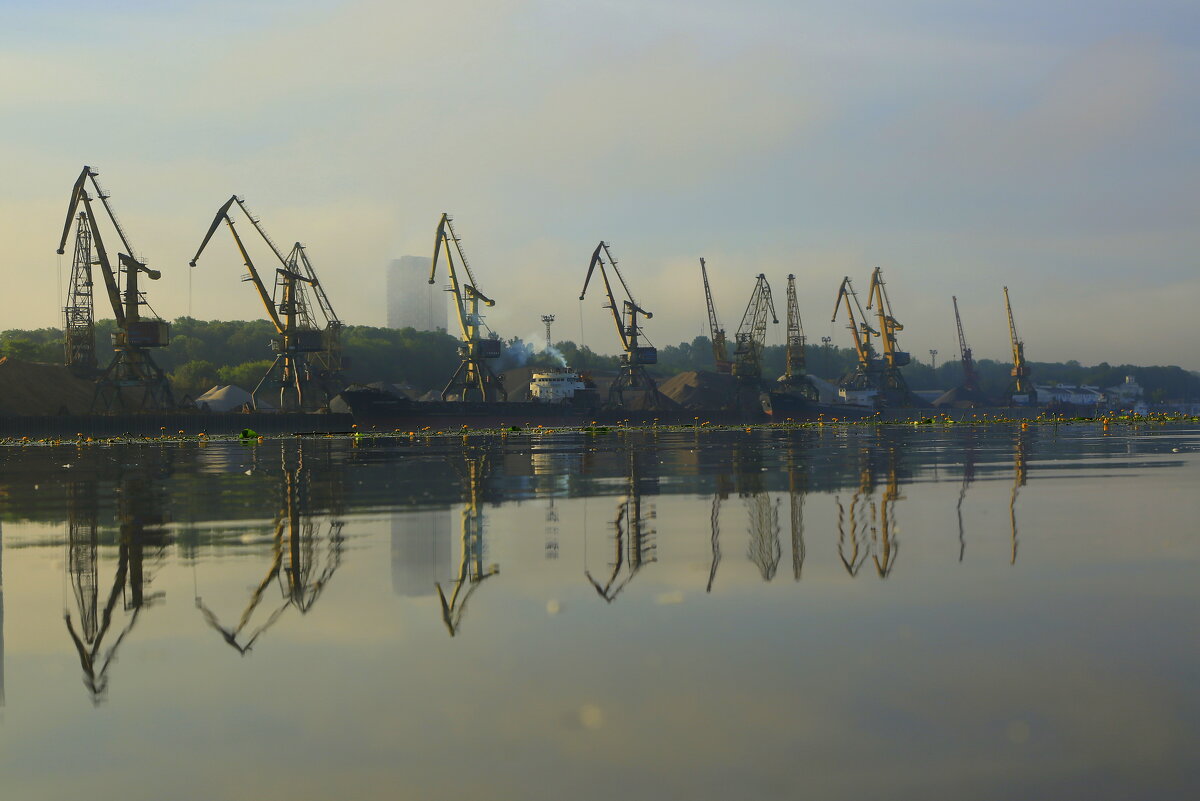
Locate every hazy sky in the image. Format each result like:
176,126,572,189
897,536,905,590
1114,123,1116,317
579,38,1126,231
1,0,1197,369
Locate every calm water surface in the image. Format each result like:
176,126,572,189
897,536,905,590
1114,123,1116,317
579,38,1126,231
0,424,1197,800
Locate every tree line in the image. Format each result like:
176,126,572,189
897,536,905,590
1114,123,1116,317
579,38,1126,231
2,319,1197,402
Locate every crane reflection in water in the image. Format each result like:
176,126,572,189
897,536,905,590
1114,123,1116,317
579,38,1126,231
835,445,901,578
436,449,499,636
194,442,345,654
63,459,170,704
586,445,657,602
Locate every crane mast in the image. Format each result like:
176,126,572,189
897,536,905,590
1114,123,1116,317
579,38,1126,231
1004,286,1035,404
429,214,506,402
784,274,805,379
580,241,663,409
191,196,337,411
733,274,778,384
952,295,979,392
286,243,345,391
64,212,97,374
699,258,731,373
56,166,173,411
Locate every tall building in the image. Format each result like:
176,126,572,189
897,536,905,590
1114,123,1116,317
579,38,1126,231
387,255,448,332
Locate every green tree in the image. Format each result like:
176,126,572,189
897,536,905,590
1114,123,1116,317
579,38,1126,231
170,359,220,398
217,360,274,390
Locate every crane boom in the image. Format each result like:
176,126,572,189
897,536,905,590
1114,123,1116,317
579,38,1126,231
191,196,285,332
699,258,730,373
57,167,141,262
78,192,126,328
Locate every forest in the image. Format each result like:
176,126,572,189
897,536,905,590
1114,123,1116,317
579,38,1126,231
2,318,1198,402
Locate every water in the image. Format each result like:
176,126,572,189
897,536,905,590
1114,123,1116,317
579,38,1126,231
0,424,1197,800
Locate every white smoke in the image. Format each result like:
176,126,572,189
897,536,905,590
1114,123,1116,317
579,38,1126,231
499,333,568,369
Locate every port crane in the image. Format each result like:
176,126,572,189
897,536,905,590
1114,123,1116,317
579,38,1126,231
1004,286,1035,404
778,274,818,400
429,214,506,402
57,166,174,411
191,196,344,411
952,296,979,393
831,276,879,400
580,241,663,409
699,258,731,373
865,267,913,404
733,274,778,386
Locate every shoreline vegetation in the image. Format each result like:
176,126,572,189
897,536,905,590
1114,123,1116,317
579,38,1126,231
2,318,1198,403
2,411,1196,448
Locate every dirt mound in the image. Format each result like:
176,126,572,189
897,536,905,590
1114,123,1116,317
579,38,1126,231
0,358,97,416
658,370,738,410
932,386,993,408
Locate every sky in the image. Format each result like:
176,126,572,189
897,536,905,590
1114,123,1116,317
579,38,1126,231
1,0,1197,369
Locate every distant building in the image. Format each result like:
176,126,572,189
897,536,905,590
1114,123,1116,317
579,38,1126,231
391,509,451,598
387,255,447,332
1103,376,1144,408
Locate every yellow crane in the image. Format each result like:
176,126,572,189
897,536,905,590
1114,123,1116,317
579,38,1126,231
429,213,506,402
865,266,913,404
831,276,879,401
1004,286,1035,404
191,196,336,411
699,258,731,373
56,166,174,411
580,241,663,409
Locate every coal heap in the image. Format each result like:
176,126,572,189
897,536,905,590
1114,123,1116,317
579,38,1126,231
0,358,97,416
932,386,993,408
657,370,738,410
